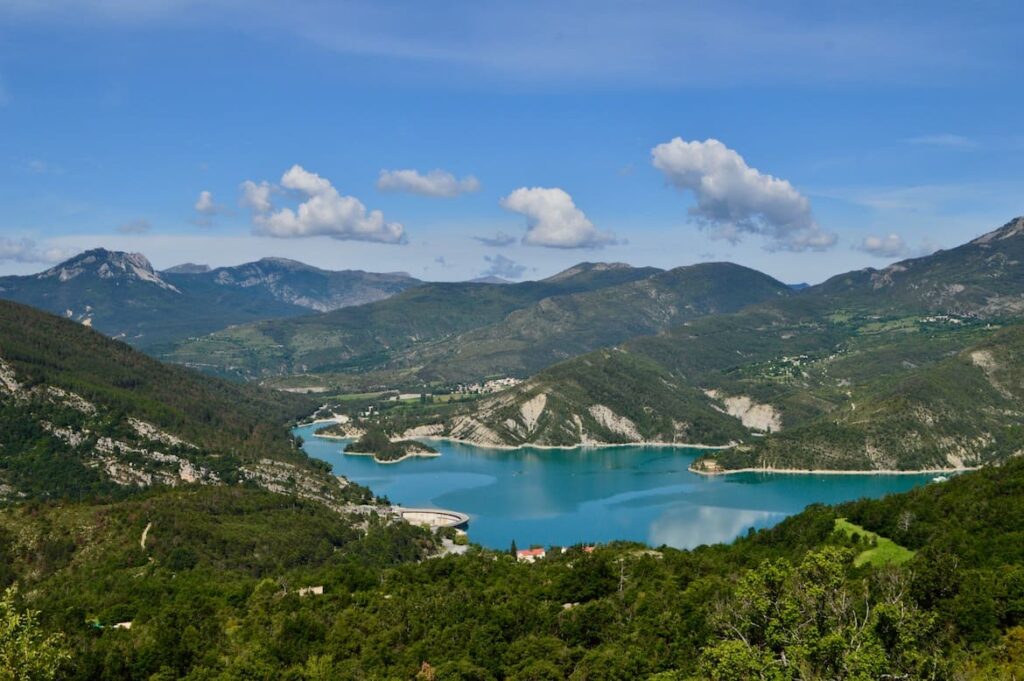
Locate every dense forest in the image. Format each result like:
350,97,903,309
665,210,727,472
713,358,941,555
3,457,1024,679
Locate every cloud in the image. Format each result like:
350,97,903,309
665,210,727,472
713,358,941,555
433,255,454,269
244,165,405,244
116,218,151,234
651,137,836,252
194,190,221,215
905,133,976,149
500,187,616,249
472,231,517,247
856,233,942,259
856,233,908,258
239,180,272,212
377,168,480,197
0,238,73,264
481,254,526,280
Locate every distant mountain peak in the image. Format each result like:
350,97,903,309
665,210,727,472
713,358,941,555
38,249,180,293
255,257,318,270
163,263,211,274
971,216,1024,245
543,262,635,282
469,275,514,284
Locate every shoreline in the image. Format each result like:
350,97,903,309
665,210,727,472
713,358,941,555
343,449,441,465
311,432,352,441
302,425,980,477
416,435,737,453
304,426,736,453
689,464,981,477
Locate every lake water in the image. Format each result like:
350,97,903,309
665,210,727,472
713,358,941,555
294,424,935,551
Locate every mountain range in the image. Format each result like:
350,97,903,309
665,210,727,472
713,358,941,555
411,217,1024,471
6,217,1024,474
4,222,1024,677
165,261,790,385
0,249,420,349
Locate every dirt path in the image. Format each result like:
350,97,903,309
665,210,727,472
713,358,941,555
140,522,152,550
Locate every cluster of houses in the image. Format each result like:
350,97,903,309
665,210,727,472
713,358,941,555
516,545,595,563
454,377,523,395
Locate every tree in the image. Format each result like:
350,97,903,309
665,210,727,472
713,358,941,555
0,588,69,681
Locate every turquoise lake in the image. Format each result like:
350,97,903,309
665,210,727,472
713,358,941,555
294,424,936,551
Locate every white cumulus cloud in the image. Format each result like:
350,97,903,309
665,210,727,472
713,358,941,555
651,137,836,252
244,165,405,244
499,187,616,249
857,233,908,258
377,168,480,197
240,180,273,213
194,190,220,215
856,233,941,259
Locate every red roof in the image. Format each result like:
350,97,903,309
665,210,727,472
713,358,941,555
517,548,546,557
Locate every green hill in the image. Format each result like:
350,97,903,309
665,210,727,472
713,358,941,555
698,323,1024,472
0,300,361,505
6,436,1024,677
425,217,1024,470
164,262,665,381
165,261,790,387
387,261,792,384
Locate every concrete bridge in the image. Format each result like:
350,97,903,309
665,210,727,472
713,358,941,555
395,507,470,529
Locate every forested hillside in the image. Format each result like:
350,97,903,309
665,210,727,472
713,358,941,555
427,218,1024,471
165,262,667,381
382,262,791,384
5,453,1024,678
0,300,365,505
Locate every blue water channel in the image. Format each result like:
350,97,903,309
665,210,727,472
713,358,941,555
295,424,935,551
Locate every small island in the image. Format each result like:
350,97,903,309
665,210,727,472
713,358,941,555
314,421,364,440
343,427,439,464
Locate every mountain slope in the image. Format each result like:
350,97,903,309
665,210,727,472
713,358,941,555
697,323,1024,472
0,299,361,504
161,257,419,312
166,261,790,386
389,261,792,383
165,262,664,380
811,216,1024,315
0,250,420,349
431,217,1024,467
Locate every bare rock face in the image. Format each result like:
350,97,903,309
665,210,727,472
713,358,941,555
39,249,180,292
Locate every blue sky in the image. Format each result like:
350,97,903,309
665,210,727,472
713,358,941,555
1,1,1023,283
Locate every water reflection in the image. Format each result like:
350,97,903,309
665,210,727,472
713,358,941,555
648,505,785,549
294,424,933,551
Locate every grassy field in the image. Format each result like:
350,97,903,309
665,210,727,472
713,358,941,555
835,518,915,567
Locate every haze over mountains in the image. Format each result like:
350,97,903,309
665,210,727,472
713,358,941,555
0,249,420,349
